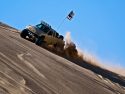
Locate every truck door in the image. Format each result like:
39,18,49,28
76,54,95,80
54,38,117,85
51,31,57,44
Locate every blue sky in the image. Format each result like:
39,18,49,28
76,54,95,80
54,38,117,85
0,0,125,68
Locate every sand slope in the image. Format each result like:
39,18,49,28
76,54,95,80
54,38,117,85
0,22,125,94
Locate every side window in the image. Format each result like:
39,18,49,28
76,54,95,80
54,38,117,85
56,33,59,38
48,30,53,36
43,27,50,33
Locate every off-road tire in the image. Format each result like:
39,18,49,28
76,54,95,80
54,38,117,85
35,36,44,46
54,43,57,48
59,35,64,40
54,43,64,53
20,29,28,38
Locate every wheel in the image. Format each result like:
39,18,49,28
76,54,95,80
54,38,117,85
53,43,64,53
35,36,44,46
59,35,64,40
20,29,28,38
54,43,57,47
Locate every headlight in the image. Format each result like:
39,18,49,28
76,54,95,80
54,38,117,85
26,25,35,33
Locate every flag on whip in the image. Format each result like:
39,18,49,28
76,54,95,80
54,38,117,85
67,10,75,20
57,10,75,30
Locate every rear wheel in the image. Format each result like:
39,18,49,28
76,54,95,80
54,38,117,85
35,36,45,46
54,43,57,48
54,43,64,53
59,35,64,40
20,29,28,38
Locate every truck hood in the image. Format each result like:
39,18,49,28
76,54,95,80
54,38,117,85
26,25,45,35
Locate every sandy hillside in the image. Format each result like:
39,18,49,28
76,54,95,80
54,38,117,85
0,22,125,94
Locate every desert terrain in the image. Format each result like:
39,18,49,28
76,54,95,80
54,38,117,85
0,22,125,94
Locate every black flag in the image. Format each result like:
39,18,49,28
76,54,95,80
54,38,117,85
67,10,75,20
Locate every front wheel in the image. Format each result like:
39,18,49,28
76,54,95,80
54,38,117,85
35,36,44,46
20,29,28,38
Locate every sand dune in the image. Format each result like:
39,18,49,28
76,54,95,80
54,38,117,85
0,22,125,94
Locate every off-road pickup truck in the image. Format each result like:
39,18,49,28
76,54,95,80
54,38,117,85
20,21,64,49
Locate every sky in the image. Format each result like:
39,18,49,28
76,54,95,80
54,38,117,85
0,0,125,68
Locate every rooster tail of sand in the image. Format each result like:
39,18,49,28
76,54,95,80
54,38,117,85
64,31,125,77
64,32,100,65
63,32,84,61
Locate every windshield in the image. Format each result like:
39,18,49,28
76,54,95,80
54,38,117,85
37,24,42,29
36,24,50,33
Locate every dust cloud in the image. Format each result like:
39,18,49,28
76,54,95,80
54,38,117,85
63,32,102,66
63,32,83,61
63,32,102,65
63,31,125,77
82,49,125,76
